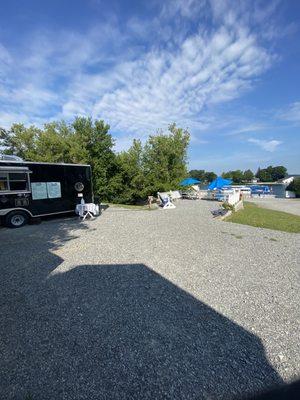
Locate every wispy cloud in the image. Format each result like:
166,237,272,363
227,123,270,136
279,101,300,124
160,0,206,19
0,0,290,143
90,26,272,134
63,0,276,136
248,138,282,152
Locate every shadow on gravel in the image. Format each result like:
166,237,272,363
1,222,283,399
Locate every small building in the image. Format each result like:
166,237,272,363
278,174,300,185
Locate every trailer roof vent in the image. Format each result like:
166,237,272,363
0,154,23,161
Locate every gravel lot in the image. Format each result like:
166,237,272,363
248,197,300,216
1,200,299,399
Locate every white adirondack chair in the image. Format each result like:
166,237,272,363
157,192,176,209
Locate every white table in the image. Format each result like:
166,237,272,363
75,203,99,221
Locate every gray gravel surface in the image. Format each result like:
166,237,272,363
248,197,300,216
1,200,299,399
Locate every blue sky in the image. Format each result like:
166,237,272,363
0,0,300,173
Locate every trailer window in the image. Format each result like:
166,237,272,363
0,172,9,191
9,172,29,191
0,171,29,192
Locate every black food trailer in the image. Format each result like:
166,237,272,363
0,158,93,227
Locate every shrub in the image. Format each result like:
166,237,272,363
287,177,300,197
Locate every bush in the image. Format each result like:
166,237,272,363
222,202,234,211
287,177,300,197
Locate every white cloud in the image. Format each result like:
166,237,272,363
87,24,272,134
113,134,139,153
0,43,12,75
226,123,270,136
279,102,300,124
160,0,206,19
0,0,284,142
248,138,282,152
0,111,47,128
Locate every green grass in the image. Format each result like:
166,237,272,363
226,202,300,233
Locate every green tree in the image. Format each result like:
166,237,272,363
256,165,287,182
72,117,117,200
189,169,205,181
33,122,76,163
143,123,190,194
112,139,146,204
271,166,287,181
1,118,118,201
222,170,244,183
188,170,217,183
0,124,40,160
287,177,300,197
1,119,191,204
0,122,76,163
231,170,244,183
256,166,272,182
203,171,217,183
243,169,254,182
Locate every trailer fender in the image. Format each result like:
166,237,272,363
0,208,33,217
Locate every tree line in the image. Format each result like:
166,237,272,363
0,118,190,204
189,166,288,184
1,117,291,202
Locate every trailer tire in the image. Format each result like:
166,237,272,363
5,210,29,228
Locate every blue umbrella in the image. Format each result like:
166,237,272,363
208,177,232,190
179,177,201,186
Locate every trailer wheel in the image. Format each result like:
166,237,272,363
5,211,29,228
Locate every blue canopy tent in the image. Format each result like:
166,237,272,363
180,177,201,186
208,177,232,190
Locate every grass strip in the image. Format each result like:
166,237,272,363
226,202,300,233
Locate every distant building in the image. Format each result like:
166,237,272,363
278,175,300,185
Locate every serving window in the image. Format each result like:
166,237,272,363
0,172,9,191
0,170,30,192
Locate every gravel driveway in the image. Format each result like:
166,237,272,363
1,200,299,399
248,197,300,216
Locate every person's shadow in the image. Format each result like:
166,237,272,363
1,225,283,400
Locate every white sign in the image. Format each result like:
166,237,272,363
47,182,61,199
31,182,48,200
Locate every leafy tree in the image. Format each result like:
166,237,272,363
1,119,190,203
72,117,117,200
232,170,244,183
0,124,40,160
257,169,271,182
271,166,287,181
112,139,146,204
243,169,254,182
189,169,205,181
0,122,79,163
287,177,300,197
256,166,271,182
1,118,118,201
143,123,190,194
203,171,217,182
222,170,244,183
256,165,287,182
188,170,216,183
33,122,77,163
